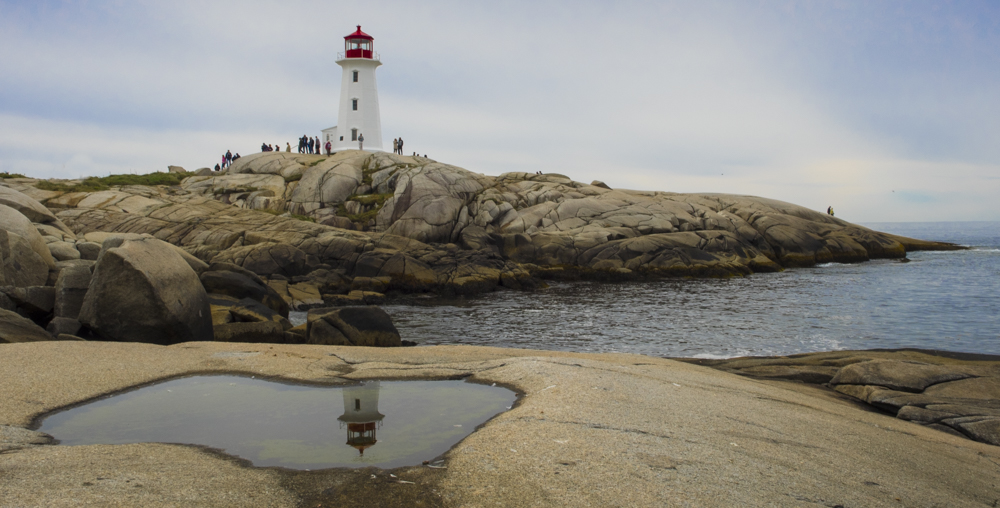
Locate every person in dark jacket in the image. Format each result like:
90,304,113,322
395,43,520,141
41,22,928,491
358,133,364,150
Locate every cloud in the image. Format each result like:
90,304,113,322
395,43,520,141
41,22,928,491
0,0,998,221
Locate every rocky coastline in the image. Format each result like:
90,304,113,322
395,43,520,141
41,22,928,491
1,153,994,506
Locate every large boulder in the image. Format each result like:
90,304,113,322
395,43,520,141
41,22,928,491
0,204,55,286
78,237,213,344
0,308,52,343
305,306,401,347
84,233,209,275
0,229,49,287
200,265,289,317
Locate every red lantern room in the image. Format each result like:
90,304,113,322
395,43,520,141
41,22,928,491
344,25,375,59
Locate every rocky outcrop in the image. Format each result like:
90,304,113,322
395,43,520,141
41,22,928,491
306,306,401,347
6,152,957,304
78,236,213,344
683,349,1000,446
0,153,963,346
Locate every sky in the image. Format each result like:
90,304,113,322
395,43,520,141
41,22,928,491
1,0,998,222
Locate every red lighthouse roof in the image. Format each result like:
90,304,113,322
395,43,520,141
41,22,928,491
345,25,373,40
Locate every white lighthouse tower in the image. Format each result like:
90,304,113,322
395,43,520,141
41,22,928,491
338,380,385,456
322,26,384,152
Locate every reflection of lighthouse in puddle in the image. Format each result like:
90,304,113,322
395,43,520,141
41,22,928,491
338,381,385,456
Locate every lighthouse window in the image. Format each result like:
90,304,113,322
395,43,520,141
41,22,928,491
353,71,358,82
351,129,358,141
352,99,358,111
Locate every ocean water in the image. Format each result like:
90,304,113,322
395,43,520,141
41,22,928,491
378,221,1000,358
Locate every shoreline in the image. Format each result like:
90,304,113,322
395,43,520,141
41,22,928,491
2,341,997,507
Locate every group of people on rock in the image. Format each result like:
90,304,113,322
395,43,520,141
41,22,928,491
216,150,239,171
826,206,835,216
255,135,417,156
298,135,325,154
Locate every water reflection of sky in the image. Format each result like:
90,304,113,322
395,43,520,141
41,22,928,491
39,376,515,470
381,222,1000,358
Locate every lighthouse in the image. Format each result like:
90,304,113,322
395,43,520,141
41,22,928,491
337,380,385,456
322,26,384,152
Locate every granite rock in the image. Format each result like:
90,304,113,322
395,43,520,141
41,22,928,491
78,237,213,344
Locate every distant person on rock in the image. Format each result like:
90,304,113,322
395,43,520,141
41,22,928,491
398,137,403,155
286,142,291,152
233,153,240,161
392,138,398,155
261,142,267,152
214,163,220,171
225,150,232,167
307,137,314,154
358,133,364,150
827,206,835,216
325,140,332,155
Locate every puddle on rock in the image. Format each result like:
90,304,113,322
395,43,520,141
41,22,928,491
38,376,516,470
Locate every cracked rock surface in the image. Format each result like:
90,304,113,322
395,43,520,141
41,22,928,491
683,349,1000,447
2,341,998,507
3,151,960,303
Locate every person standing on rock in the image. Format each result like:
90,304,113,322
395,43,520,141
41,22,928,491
325,140,332,155
392,138,398,155
358,133,364,150
398,137,403,155
286,142,291,152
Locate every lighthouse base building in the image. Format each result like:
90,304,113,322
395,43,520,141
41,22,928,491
322,26,384,152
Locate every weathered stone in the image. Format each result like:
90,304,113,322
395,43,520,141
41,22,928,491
228,298,292,330
210,242,309,278
306,306,400,347
47,241,80,261
46,317,81,337
200,269,289,317
322,290,386,306
350,276,390,293
287,282,323,309
0,229,49,287
75,241,102,260
0,308,52,343
212,321,288,344
305,317,350,345
922,376,1000,400
78,237,213,344
53,264,91,320
90,233,209,274
829,360,974,392
1,286,54,322
943,417,1000,446
0,186,73,235
167,165,186,173
731,365,840,384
